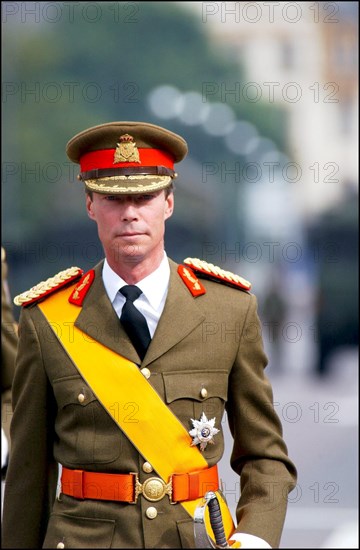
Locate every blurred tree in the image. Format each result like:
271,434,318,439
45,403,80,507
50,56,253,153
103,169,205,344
2,1,288,302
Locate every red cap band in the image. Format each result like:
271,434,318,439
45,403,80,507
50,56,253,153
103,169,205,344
80,149,175,172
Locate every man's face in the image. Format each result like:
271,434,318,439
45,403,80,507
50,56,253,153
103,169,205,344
86,190,174,266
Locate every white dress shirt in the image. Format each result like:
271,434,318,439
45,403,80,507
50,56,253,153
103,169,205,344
102,253,170,338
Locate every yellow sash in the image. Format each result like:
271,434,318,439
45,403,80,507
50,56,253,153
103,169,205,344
39,284,235,541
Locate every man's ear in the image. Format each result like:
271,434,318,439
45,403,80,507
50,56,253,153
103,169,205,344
164,192,174,221
86,194,96,220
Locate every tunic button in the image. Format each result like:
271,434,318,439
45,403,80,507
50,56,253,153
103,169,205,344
200,388,208,399
145,506,158,519
56,543,65,549
142,462,153,473
141,368,151,379
77,393,85,403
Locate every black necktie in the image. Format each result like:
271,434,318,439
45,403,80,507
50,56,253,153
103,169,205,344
119,285,151,361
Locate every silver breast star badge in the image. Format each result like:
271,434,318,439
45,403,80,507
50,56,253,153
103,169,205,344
189,412,220,451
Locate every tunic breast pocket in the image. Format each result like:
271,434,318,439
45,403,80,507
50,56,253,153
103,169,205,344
53,375,121,466
43,513,115,548
162,370,228,460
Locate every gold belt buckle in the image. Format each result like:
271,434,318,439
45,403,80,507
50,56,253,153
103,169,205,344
131,473,173,503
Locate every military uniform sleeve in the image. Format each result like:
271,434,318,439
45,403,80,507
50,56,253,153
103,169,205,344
1,293,17,392
1,253,18,446
2,306,58,549
226,294,297,548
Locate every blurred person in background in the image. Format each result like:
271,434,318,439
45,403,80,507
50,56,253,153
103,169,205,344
307,182,358,377
2,121,297,549
1,247,18,515
260,268,288,376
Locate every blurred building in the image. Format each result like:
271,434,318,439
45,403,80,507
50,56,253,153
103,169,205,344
181,1,359,376
183,1,358,221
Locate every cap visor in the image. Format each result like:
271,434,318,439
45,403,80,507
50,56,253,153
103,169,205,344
84,175,172,194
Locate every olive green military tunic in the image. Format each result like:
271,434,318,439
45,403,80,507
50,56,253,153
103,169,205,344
2,259,296,549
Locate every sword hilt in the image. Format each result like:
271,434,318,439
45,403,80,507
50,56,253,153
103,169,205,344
194,491,231,548
207,492,229,548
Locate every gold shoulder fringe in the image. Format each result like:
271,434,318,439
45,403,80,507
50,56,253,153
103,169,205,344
14,266,82,306
183,258,251,290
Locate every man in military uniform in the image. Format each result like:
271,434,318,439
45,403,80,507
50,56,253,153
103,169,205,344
1,248,18,491
2,122,297,549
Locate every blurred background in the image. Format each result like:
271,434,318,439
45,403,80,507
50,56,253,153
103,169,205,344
2,1,358,547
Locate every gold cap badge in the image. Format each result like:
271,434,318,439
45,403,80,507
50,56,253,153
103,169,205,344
114,134,141,164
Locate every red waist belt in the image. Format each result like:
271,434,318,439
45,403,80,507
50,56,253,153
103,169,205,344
61,464,219,504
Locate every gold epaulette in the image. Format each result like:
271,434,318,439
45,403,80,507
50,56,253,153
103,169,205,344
14,267,83,307
183,258,251,292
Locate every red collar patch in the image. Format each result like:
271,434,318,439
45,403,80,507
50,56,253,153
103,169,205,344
68,269,95,306
178,265,206,297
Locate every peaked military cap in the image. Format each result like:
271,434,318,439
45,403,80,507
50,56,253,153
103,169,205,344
66,121,188,194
